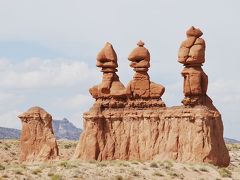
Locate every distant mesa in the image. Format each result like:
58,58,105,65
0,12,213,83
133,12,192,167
18,106,59,162
0,119,82,140
53,118,82,140
73,27,230,167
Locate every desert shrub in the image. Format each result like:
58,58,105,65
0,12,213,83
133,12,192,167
51,174,62,180
218,168,232,178
3,144,11,151
199,167,208,172
168,171,178,177
190,167,199,172
89,160,96,164
168,171,184,179
64,144,72,149
48,172,54,177
150,162,158,168
153,171,164,177
115,175,123,180
59,161,68,167
227,144,240,151
164,160,173,169
131,170,140,177
131,161,139,165
142,167,148,170
97,162,107,167
112,160,129,167
1,174,9,178
0,164,5,170
32,168,42,175
15,169,24,175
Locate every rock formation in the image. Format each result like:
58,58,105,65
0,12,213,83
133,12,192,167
126,41,165,107
73,37,230,167
89,42,126,100
18,107,59,162
178,26,210,106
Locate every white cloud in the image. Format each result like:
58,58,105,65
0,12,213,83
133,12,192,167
0,58,12,70
0,0,239,139
0,58,99,89
0,110,21,129
52,93,94,111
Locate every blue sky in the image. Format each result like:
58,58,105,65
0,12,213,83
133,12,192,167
0,0,239,140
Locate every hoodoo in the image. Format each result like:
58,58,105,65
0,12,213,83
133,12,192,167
18,107,59,162
73,30,230,167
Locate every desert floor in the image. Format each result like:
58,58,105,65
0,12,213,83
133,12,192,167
0,140,239,180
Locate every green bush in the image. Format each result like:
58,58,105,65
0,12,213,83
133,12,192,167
150,162,158,168
218,168,232,178
51,174,62,180
0,164,5,170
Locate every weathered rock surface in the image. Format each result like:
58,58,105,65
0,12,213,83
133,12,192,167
74,38,230,167
89,42,126,99
178,26,210,106
73,105,229,167
18,107,59,162
127,41,165,100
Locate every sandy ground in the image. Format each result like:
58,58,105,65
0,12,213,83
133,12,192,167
0,140,239,180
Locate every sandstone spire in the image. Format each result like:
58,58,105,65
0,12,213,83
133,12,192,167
18,107,59,162
126,41,165,103
178,26,211,106
73,39,230,167
89,42,126,100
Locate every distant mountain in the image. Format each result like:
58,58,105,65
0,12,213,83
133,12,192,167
0,127,21,139
224,137,240,144
53,118,82,140
0,118,82,140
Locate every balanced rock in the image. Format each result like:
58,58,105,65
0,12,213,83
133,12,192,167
178,26,210,106
89,42,126,100
178,26,205,65
126,41,165,104
18,107,59,162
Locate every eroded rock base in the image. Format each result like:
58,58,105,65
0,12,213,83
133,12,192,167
74,103,230,167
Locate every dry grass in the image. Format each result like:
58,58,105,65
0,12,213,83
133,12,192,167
0,140,239,180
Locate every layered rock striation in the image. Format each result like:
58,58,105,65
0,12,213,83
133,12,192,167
74,31,230,167
74,106,229,166
18,107,59,162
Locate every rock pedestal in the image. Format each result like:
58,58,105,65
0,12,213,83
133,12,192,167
73,106,229,167
178,26,210,106
18,107,59,162
73,37,230,167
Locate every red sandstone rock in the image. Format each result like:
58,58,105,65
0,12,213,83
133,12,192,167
178,27,208,106
90,42,126,99
178,26,205,65
18,107,59,162
126,41,165,100
96,42,118,70
74,37,230,167
73,106,230,167
186,26,203,38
